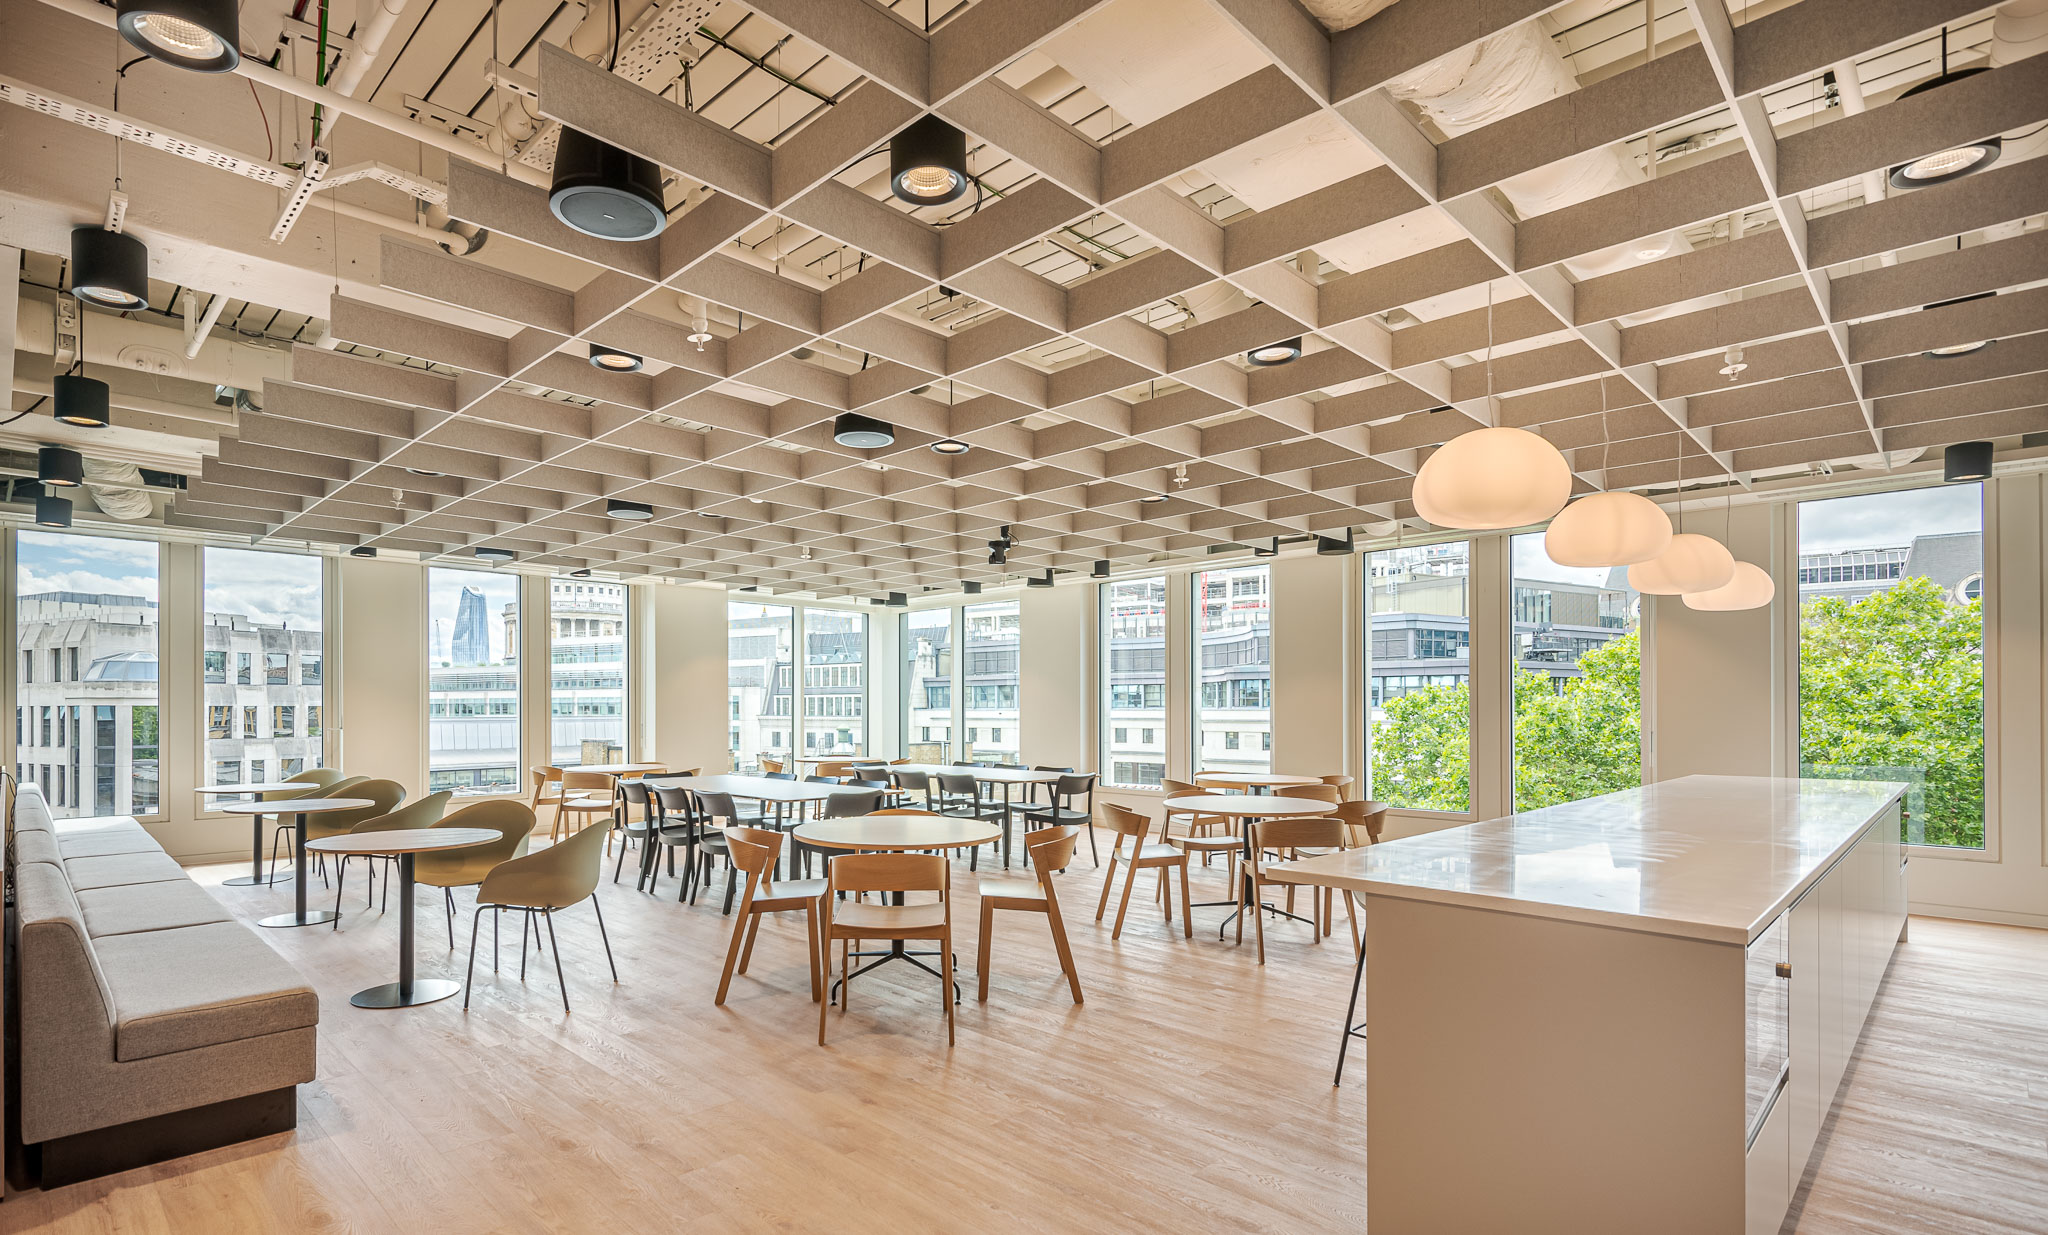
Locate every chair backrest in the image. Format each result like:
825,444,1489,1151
722,826,784,881
620,780,651,807
1023,825,1081,879
1319,774,1355,799
286,767,343,787
319,778,407,832
560,771,612,795
803,775,838,784
1033,765,1073,773
1054,772,1096,800
823,790,884,819
764,771,796,782
1327,799,1389,846
1094,801,1151,843
651,784,700,823
1253,817,1349,854
530,767,564,802
845,778,892,791
759,756,784,775
937,772,979,793
306,774,369,803
1160,778,1200,795
1277,783,1342,805
415,800,536,877
870,807,940,816
893,770,931,792
351,789,452,834
826,851,947,897
693,790,741,823
476,813,609,909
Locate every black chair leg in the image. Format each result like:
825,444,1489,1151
462,905,487,1011
721,865,738,915
543,908,571,1013
492,906,500,972
521,911,532,980
331,858,347,930
1086,816,1099,866
1334,936,1368,1086
591,894,618,982
612,832,628,883
444,887,456,948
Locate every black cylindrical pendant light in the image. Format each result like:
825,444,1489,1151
70,227,150,310
38,446,84,488
890,116,969,206
833,413,896,449
1944,441,1993,483
549,128,668,241
36,495,74,528
116,0,241,72
54,374,112,429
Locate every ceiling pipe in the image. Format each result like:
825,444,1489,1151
329,0,408,98
1829,59,1897,266
33,0,552,189
181,288,229,360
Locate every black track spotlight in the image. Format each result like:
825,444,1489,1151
1252,537,1279,557
36,495,73,528
607,498,654,521
890,115,970,206
1944,441,1993,483
1091,560,1110,578
570,568,593,578
588,343,643,372
963,581,982,595
116,0,241,72
474,547,516,562
887,592,908,607
833,412,896,449
38,446,83,488
1026,569,1055,588
930,437,971,455
1246,336,1303,366
549,127,668,241
987,544,1008,566
54,374,112,429
1315,529,1356,556
348,545,377,559
70,227,150,311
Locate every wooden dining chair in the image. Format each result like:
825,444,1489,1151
716,827,827,1006
975,825,1083,1005
1093,802,1190,940
1162,785,1242,875
1240,817,1355,965
529,766,567,834
1304,800,1385,956
1276,783,1343,805
759,756,785,775
462,818,617,1014
553,771,614,842
1319,774,1355,800
330,790,453,926
414,800,535,948
819,852,955,1046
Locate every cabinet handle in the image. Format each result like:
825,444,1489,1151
1775,962,1793,980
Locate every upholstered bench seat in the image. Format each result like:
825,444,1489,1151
77,880,236,938
93,922,320,1061
58,829,170,859
61,851,191,891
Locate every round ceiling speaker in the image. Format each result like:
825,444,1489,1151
54,374,112,429
890,116,970,206
1411,427,1573,530
833,413,896,449
117,0,240,72
550,128,668,241
1683,561,1775,611
38,446,84,488
1628,533,1735,595
70,227,150,311
1543,492,1672,567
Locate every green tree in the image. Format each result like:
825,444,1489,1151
1369,678,1473,811
1511,633,1641,811
1799,576,1983,848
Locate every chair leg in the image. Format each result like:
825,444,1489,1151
462,906,487,1011
1178,861,1193,939
1086,819,1099,867
715,907,751,1006
331,857,347,930
722,866,739,916
1250,869,1266,965
1094,855,1119,922
1158,866,1172,923
976,901,995,1002
591,894,618,982
1110,859,1141,940
1046,905,1083,1004
543,908,570,1014
738,912,764,976
493,906,500,972
444,887,455,949
941,927,955,1046
612,833,628,883
818,933,833,1046
521,911,532,980
804,899,822,1003
1334,936,1367,1086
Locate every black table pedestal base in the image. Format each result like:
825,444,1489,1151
351,978,461,1009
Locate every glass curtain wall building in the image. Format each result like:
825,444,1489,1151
426,569,520,795
202,547,324,788
728,601,795,770
1365,542,1472,812
961,600,1021,764
901,608,953,761
14,531,161,818
802,609,867,757
1192,565,1272,775
1101,577,1167,787
547,576,627,767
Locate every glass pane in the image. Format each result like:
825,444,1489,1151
428,569,520,795
802,609,867,757
1797,485,1984,848
17,531,160,817
961,600,1020,765
550,576,627,767
729,601,794,772
1102,577,1167,788
1509,533,1642,810
902,608,953,762
202,547,324,790
1366,542,1472,812
1193,565,1271,776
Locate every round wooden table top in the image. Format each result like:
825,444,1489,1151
792,815,1002,852
1162,794,1333,818
306,827,502,856
195,782,309,795
216,797,373,817
1193,772,1324,789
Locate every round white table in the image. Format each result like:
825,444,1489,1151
196,782,317,886
307,827,503,1008
793,814,1001,998
1164,794,1333,937
1193,772,1325,793
219,797,372,929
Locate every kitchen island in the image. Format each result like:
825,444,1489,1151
1268,774,1908,1235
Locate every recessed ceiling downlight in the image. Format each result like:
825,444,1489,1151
589,343,643,371
1246,337,1303,366
549,127,668,241
890,116,970,206
70,226,150,311
833,413,895,449
54,375,112,429
607,498,654,521
929,438,971,455
117,0,240,72
474,547,516,562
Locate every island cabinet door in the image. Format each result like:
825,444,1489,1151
1745,1087,1791,1235
1788,871,1837,1170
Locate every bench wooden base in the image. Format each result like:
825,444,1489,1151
32,1086,298,1188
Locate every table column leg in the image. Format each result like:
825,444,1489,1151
259,813,340,928
352,852,461,1007
221,811,270,887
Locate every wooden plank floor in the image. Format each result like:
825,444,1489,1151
7,837,2046,1233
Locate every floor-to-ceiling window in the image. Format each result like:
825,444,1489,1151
549,576,627,767
803,609,867,757
728,600,794,771
16,531,160,817
1365,542,1472,812
203,547,324,788
1797,484,1985,848
1192,564,1272,775
962,600,1021,764
427,568,520,794
901,607,953,761
1102,576,1167,787
1509,532,1641,810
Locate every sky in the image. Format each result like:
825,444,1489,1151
1797,484,1982,555
202,547,322,630
429,566,518,665
18,531,160,603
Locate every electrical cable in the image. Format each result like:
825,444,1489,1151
0,397,47,427
248,78,273,161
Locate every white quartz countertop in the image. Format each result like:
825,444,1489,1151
1266,775,1905,945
